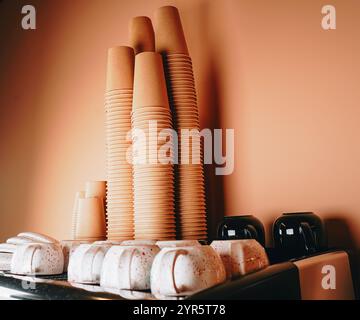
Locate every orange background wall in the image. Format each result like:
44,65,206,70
1,0,360,252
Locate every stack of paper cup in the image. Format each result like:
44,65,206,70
72,191,85,239
129,16,155,55
154,6,207,240
72,181,107,241
132,52,176,240
76,197,106,241
105,46,135,240
85,181,106,199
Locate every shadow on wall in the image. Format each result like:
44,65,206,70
264,215,279,248
325,217,357,249
193,1,225,241
324,216,360,297
203,57,225,241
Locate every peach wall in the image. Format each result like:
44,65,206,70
1,0,360,252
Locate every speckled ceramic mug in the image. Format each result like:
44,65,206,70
60,240,93,272
150,245,226,296
210,239,269,279
121,240,157,246
68,243,112,284
156,240,200,248
100,244,160,291
11,242,64,275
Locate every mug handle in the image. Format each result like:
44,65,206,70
82,245,101,281
118,247,137,289
300,222,316,253
279,223,287,246
22,244,41,274
158,249,188,295
217,221,226,239
245,224,258,240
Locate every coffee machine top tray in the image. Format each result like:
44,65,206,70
0,263,297,300
0,249,356,300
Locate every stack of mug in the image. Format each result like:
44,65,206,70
72,181,106,241
154,6,207,240
105,46,135,240
131,52,176,240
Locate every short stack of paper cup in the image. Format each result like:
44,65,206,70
72,181,106,241
72,191,85,239
154,6,207,240
105,46,135,240
132,52,176,240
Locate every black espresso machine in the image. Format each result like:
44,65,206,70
198,212,358,300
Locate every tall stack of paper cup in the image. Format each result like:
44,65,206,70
154,6,207,240
132,52,176,240
129,16,155,55
105,46,135,240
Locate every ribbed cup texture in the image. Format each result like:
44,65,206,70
132,52,176,240
105,47,135,240
163,54,207,240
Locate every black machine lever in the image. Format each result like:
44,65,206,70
300,222,316,254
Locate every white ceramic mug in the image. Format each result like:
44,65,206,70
151,245,226,296
68,243,112,284
100,244,160,291
156,240,200,248
0,252,13,271
93,240,123,245
11,242,64,275
17,232,59,244
122,240,157,246
0,243,16,253
60,240,92,272
210,239,269,279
